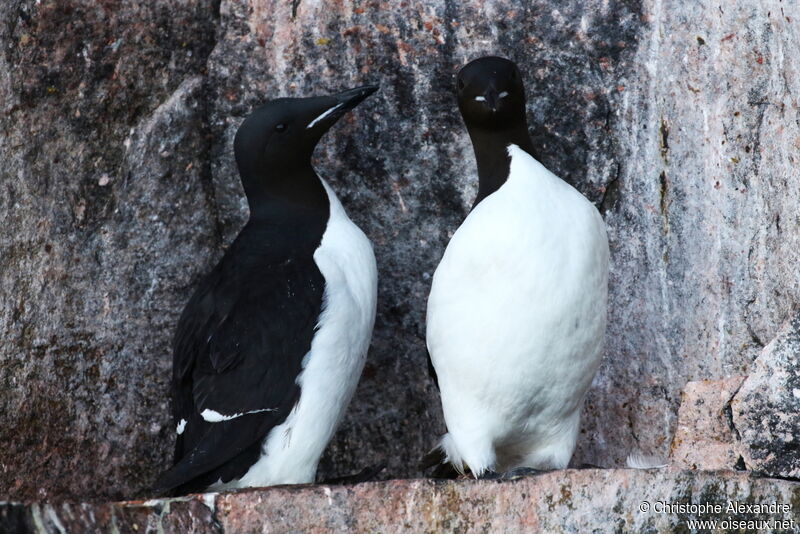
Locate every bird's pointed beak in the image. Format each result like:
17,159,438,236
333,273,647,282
305,85,379,131
332,84,379,112
482,87,499,113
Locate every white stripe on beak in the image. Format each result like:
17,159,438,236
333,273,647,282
307,103,345,129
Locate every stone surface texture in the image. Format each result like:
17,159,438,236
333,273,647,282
669,377,745,471
2,471,800,533
2,0,800,502
733,313,800,479
0,0,220,501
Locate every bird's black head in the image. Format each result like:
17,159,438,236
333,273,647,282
234,85,378,214
456,56,526,131
455,57,536,208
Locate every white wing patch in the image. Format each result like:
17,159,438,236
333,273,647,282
200,407,276,423
474,92,507,102
176,419,187,435
306,103,344,129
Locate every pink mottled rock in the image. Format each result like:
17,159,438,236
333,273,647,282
3,471,799,533
669,377,745,470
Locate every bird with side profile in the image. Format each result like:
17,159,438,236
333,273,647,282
153,85,379,495
424,57,609,479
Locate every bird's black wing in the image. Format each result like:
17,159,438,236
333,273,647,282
153,244,325,495
426,347,439,389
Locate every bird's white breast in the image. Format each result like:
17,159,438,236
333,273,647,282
427,144,609,471
217,179,378,489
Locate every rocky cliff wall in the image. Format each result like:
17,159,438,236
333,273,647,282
1,0,798,501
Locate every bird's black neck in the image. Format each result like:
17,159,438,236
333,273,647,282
466,122,536,209
240,163,329,223
233,172,331,263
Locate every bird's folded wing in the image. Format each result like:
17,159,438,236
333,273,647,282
154,256,325,493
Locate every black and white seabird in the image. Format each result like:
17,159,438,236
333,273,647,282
425,57,609,477
153,85,379,495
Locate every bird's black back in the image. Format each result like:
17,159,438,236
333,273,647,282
154,201,329,495
154,85,378,495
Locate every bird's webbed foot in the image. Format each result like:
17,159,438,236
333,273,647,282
478,467,550,481
320,462,386,485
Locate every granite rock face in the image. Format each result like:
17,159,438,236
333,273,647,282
669,377,745,471
2,0,800,501
733,313,800,479
589,0,800,470
0,0,221,500
2,471,799,533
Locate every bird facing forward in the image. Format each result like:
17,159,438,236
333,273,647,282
425,57,609,478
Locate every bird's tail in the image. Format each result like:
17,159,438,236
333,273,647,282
419,434,465,479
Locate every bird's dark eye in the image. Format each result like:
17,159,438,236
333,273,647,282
275,123,287,133
457,78,465,92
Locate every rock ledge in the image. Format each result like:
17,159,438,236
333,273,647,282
2,469,799,533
